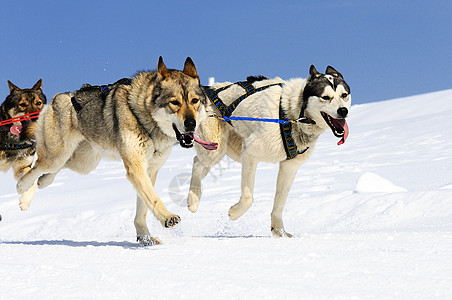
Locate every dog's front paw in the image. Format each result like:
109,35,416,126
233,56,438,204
137,235,161,246
228,200,252,220
164,215,181,228
271,227,293,238
18,180,37,211
19,197,31,211
187,190,200,213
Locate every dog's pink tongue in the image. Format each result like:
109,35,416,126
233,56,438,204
337,120,349,145
193,133,218,150
10,125,22,137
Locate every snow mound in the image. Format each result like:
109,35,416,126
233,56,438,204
440,184,452,190
355,171,407,193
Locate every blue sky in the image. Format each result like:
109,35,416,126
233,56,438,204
1,0,451,105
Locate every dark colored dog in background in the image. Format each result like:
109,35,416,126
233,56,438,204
0,79,46,213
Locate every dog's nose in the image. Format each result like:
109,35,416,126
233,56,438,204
337,107,348,118
184,118,196,132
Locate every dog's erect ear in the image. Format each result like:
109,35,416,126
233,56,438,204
32,79,43,91
7,80,21,93
309,65,322,78
158,56,170,79
183,57,198,79
325,66,343,79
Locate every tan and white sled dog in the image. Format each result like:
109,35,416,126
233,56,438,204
17,57,209,245
188,65,351,237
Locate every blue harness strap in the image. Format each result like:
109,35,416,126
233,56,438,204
221,116,290,124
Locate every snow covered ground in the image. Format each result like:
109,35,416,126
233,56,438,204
1,90,452,299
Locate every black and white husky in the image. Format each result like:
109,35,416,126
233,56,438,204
188,65,351,237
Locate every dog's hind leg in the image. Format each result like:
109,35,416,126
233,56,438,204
228,151,258,220
17,93,84,194
38,141,101,189
17,135,85,194
37,172,58,189
270,160,299,238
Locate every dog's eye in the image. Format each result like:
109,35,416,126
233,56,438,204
19,103,28,108
341,93,348,98
170,100,180,106
192,98,199,104
321,96,331,101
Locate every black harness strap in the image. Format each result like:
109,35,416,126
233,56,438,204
71,78,132,114
100,85,109,95
71,97,83,113
279,104,297,160
279,104,309,160
205,81,283,118
204,87,229,117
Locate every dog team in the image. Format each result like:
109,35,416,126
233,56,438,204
1,57,351,245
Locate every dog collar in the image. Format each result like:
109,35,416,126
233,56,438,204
0,140,35,150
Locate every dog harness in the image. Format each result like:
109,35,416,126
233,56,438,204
279,105,309,159
205,81,309,160
204,81,284,118
71,78,132,114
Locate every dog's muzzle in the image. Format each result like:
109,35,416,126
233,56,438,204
172,123,218,150
172,124,194,148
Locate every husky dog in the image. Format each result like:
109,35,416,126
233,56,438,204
0,79,46,210
17,57,208,245
188,65,351,237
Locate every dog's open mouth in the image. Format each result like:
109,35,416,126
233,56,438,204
172,124,218,150
173,124,194,148
321,112,349,145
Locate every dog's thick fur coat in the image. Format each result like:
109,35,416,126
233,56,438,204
17,57,207,245
188,65,351,237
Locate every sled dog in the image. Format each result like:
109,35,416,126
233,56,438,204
17,57,208,245
188,65,351,237
0,79,46,210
